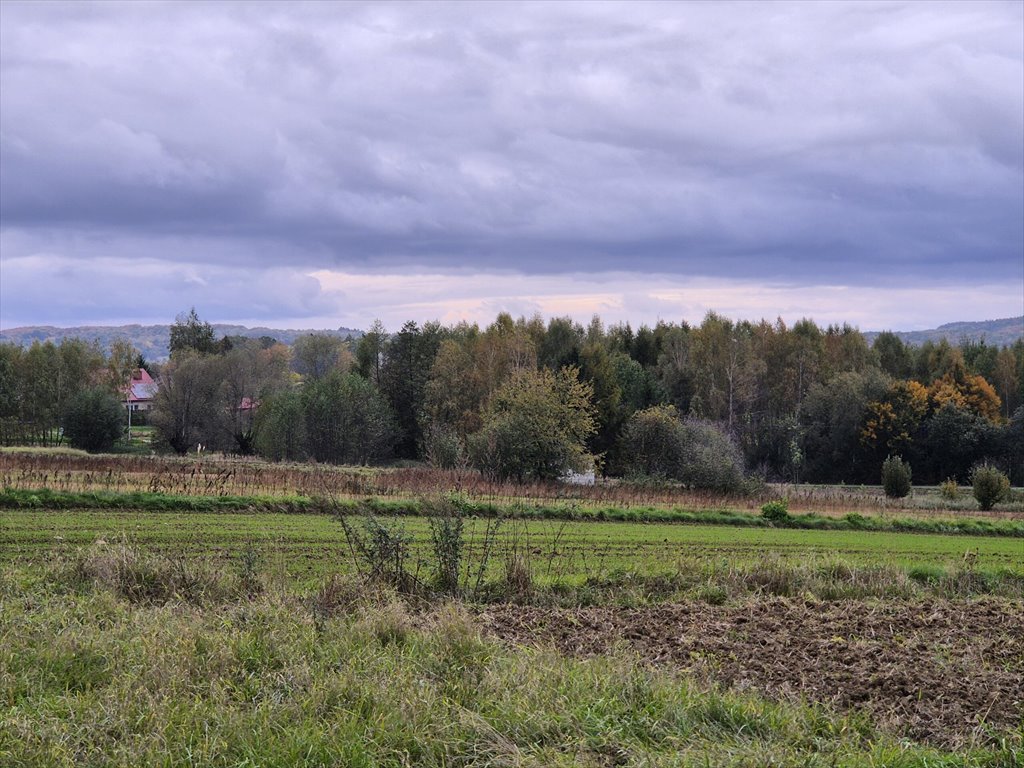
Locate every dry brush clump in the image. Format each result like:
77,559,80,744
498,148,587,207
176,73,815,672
58,539,237,604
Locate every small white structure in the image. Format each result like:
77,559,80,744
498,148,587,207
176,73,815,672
561,469,596,486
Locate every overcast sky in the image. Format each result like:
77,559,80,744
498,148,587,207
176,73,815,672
1,0,1022,332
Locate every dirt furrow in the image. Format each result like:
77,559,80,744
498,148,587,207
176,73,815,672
476,598,1024,748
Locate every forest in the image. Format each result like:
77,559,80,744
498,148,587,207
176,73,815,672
1,308,1021,487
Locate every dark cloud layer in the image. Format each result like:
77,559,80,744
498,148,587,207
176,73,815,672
1,1,1021,327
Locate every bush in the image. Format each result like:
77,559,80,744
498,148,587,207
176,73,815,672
425,495,466,593
63,387,125,453
618,408,747,494
677,420,746,493
617,405,685,478
469,367,595,482
881,455,911,499
761,500,789,523
422,423,466,470
939,478,960,501
971,464,1010,511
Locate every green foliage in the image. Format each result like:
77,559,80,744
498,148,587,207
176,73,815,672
618,407,747,493
302,372,399,464
379,320,444,459
168,308,218,358
62,387,124,453
421,422,466,469
939,478,960,501
3,310,1021,490
617,405,684,478
971,464,1010,511
761,499,789,523
800,370,888,483
469,367,596,482
253,390,307,461
677,419,747,493
291,333,349,379
881,454,912,498
425,495,467,593
872,331,912,378
337,514,414,590
150,353,225,454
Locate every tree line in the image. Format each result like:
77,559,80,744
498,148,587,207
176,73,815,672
1,308,1021,487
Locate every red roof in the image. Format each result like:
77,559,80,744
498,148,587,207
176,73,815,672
126,368,158,403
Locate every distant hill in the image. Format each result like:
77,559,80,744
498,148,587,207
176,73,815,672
3,316,1020,360
863,316,1023,347
0,324,364,361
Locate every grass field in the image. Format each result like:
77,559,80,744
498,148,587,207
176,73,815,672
3,508,1022,600
2,453,1023,765
5,580,1015,767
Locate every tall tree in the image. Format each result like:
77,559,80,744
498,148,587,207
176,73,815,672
469,367,596,482
380,321,444,458
302,372,399,465
873,332,912,378
292,334,350,380
355,320,387,386
169,308,218,358
151,354,225,453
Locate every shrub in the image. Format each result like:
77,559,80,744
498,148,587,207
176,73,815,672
939,478,960,501
617,408,747,493
617,405,685,478
760,500,789,523
469,367,596,482
843,512,868,529
63,387,125,453
422,423,466,470
971,464,1010,511
881,455,911,499
677,420,746,494
425,495,466,593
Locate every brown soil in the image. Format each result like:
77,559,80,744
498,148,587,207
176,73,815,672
476,598,1024,748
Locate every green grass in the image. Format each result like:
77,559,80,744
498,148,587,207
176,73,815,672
3,488,1022,538
3,508,1021,599
0,446,89,457
0,570,1017,767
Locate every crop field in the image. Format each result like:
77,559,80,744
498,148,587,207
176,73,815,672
2,453,1023,766
2,509,1023,591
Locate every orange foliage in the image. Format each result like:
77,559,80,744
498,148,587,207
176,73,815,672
928,373,1001,423
861,379,928,453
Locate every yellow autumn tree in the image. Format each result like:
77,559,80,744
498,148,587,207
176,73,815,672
928,373,1001,423
861,379,929,455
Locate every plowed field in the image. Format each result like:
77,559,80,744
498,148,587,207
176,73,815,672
478,598,1024,748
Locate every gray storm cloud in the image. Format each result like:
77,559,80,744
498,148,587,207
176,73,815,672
0,0,1021,327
